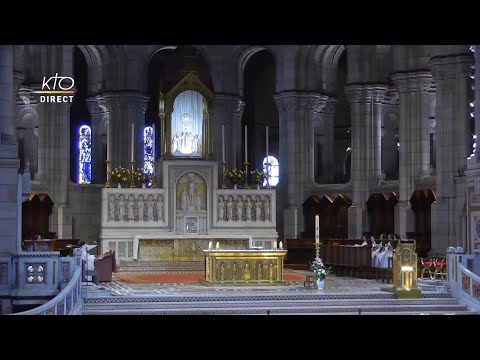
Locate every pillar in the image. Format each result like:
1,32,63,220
0,45,19,255
274,92,327,239
104,92,149,169
86,96,108,184
429,54,473,254
392,71,435,236
315,98,337,183
213,94,244,169
344,84,387,238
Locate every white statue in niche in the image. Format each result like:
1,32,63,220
264,197,270,221
178,173,203,211
127,194,135,221
226,197,234,221
218,197,225,221
147,194,155,220
157,195,164,221
137,194,145,221
118,194,126,221
171,113,201,156
107,194,115,221
255,198,262,222
236,196,243,221
245,197,252,221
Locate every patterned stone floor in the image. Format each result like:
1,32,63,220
99,271,397,297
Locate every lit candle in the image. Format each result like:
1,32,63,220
315,215,319,244
244,125,248,162
279,241,283,250
131,122,135,162
216,241,220,250
222,124,225,163
273,240,277,250
152,124,155,161
208,241,212,250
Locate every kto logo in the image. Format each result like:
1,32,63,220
33,73,75,103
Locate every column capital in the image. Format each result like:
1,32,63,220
103,92,149,113
17,87,37,106
344,84,388,104
320,97,338,115
85,95,108,115
274,91,328,113
391,71,434,93
428,54,473,81
212,93,243,114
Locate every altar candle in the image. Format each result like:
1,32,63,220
222,124,225,163
152,124,155,161
208,241,212,250
216,241,220,250
131,122,135,162
273,240,277,250
279,241,283,250
244,125,248,162
315,215,320,244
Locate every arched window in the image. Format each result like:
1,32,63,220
144,126,154,175
263,155,279,187
79,125,91,184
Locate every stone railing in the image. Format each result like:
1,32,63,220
447,253,480,312
11,247,84,315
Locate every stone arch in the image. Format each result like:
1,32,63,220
234,45,277,97
75,45,110,95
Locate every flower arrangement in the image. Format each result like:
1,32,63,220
226,169,245,185
132,168,145,183
310,257,332,280
110,167,128,184
250,169,264,185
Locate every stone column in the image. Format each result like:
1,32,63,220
213,94,243,169
344,85,387,238
315,98,337,183
429,54,473,254
474,46,480,161
274,92,327,239
392,71,434,236
0,45,19,255
86,96,108,184
104,93,149,169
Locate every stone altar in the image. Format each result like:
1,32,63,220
100,160,278,263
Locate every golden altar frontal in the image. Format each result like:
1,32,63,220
204,249,288,284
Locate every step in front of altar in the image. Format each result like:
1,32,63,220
117,261,205,273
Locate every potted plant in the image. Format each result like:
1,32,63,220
226,169,245,189
310,257,332,289
110,166,128,188
250,169,264,189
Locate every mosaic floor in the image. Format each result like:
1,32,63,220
98,271,395,297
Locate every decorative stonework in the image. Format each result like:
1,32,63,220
176,172,206,211
217,194,272,223
25,263,46,284
344,84,388,104
0,262,7,284
61,262,70,283
274,92,328,113
103,188,167,227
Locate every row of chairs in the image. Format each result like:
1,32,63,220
420,258,447,281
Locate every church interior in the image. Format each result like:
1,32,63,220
1,44,480,315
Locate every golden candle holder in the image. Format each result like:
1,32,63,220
105,160,111,188
265,162,271,189
244,162,250,189
129,160,136,188
222,162,227,189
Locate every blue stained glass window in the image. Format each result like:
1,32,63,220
79,125,91,184
263,155,279,187
144,126,154,175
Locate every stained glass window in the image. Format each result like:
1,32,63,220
263,155,279,187
144,126,154,175
79,125,91,184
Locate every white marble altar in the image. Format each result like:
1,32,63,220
100,160,278,262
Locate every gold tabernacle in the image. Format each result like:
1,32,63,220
204,249,287,284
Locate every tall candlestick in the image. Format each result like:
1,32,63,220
152,124,156,161
131,122,134,162
106,122,110,162
266,125,269,158
244,125,248,162
222,124,225,163
315,214,320,244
